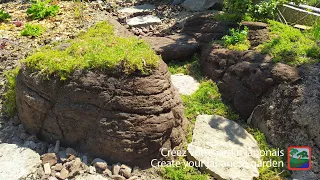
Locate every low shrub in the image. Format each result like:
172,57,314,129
0,10,11,21
27,0,60,20
21,23,45,37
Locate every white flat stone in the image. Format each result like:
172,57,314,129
0,143,41,179
187,115,261,180
126,15,161,27
118,4,155,14
171,74,199,95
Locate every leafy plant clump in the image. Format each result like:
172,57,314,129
258,20,320,65
0,10,11,21
223,0,306,22
21,23,45,37
3,67,20,117
23,21,160,80
222,26,250,51
27,0,60,20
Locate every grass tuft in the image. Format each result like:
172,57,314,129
23,21,160,80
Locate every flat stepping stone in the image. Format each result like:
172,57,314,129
126,15,161,27
187,115,261,180
171,74,199,95
118,4,155,14
0,143,41,179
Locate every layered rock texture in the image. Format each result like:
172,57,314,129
16,58,187,167
201,44,300,118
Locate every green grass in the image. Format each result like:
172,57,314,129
21,23,45,37
258,20,320,65
3,67,20,117
23,21,160,80
161,159,209,180
247,128,289,180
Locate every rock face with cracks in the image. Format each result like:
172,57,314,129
15,60,187,167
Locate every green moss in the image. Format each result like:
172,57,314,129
258,20,320,65
3,67,20,117
167,55,203,81
182,81,239,122
23,21,160,80
247,128,289,180
161,159,209,180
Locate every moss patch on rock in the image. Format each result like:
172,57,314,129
258,20,320,66
23,21,160,80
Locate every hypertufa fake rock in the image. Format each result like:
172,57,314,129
16,60,187,167
187,115,261,180
15,21,187,167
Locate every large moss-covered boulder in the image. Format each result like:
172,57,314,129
15,21,187,166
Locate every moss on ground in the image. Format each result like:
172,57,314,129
161,158,209,180
258,20,320,66
165,55,288,180
23,21,160,80
3,67,20,117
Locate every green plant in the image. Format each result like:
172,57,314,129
3,67,20,117
27,0,60,20
222,26,250,51
247,128,289,180
0,10,11,21
23,21,160,80
258,20,320,65
223,0,306,22
161,159,209,180
21,23,45,37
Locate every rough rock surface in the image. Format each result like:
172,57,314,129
183,14,238,46
187,115,260,180
241,21,269,48
16,60,187,167
248,64,320,179
182,0,222,11
201,44,300,118
142,34,199,62
0,143,41,179
171,74,199,95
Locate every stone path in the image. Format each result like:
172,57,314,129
171,74,199,95
187,115,261,180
